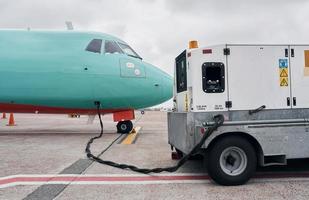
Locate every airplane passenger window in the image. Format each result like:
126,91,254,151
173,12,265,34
118,43,142,59
85,39,102,53
105,41,123,54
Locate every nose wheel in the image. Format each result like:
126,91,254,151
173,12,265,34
117,120,133,134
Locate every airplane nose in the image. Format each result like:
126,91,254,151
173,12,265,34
143,62,173,106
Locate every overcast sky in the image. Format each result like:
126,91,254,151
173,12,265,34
1,0,309,76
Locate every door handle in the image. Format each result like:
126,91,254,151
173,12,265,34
285,49,289,57
249,105,266,115
293,97,297,106
287,97,290,106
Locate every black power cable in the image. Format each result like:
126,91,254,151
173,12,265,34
85,103,224,174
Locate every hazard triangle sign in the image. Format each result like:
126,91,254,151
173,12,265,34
280,69,288,77
280,78,288,87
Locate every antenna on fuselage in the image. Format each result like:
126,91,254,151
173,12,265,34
65,21,74,30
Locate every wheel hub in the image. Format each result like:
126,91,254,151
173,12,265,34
120,124,127,130
219,146,247,176
226,154,236,166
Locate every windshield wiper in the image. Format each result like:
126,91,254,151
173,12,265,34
128,54,142,60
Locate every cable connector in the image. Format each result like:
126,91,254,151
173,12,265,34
94,101,101,107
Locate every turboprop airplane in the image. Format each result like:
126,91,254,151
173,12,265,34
0,30,173,133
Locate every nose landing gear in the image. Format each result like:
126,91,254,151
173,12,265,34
117,120,133,134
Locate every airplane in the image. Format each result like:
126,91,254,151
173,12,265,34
0,30,173,133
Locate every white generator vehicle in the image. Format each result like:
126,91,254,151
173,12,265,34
168,42,309,185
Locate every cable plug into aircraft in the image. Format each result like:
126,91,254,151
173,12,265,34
0,30,173,133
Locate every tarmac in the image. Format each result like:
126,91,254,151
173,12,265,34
1,111,309,200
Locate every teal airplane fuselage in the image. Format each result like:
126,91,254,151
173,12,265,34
0,30,172,116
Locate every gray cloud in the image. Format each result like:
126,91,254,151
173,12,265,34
1,0,309,77
0,0,100,28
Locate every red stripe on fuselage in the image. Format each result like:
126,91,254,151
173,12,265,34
0,103,129,115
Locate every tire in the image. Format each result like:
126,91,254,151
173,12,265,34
116,120,133,134
207,136,257,186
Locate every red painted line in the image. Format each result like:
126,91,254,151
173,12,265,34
1,173,309,187
0,177,52,185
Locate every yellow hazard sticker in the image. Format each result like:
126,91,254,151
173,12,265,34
280,68,288,77
280,77,289,87
279,59,289,87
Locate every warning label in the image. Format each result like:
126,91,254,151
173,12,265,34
305,50,309,76
280,68,288,77
279,59,289,87
185,93,188,112
279,59,288,68
280,77,289,87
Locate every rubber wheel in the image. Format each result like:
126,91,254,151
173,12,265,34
207,136,257,186
117,120,133,134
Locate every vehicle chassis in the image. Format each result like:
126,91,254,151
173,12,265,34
168,109,309,167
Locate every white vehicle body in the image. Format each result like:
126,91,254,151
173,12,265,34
168,44,309,185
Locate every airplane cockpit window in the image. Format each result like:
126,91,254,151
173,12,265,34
118,42,142,59
105,41,123,54
85,39,102,53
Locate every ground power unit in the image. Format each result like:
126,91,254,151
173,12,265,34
168,43,309,185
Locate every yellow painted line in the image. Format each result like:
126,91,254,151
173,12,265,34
121,126,141,145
